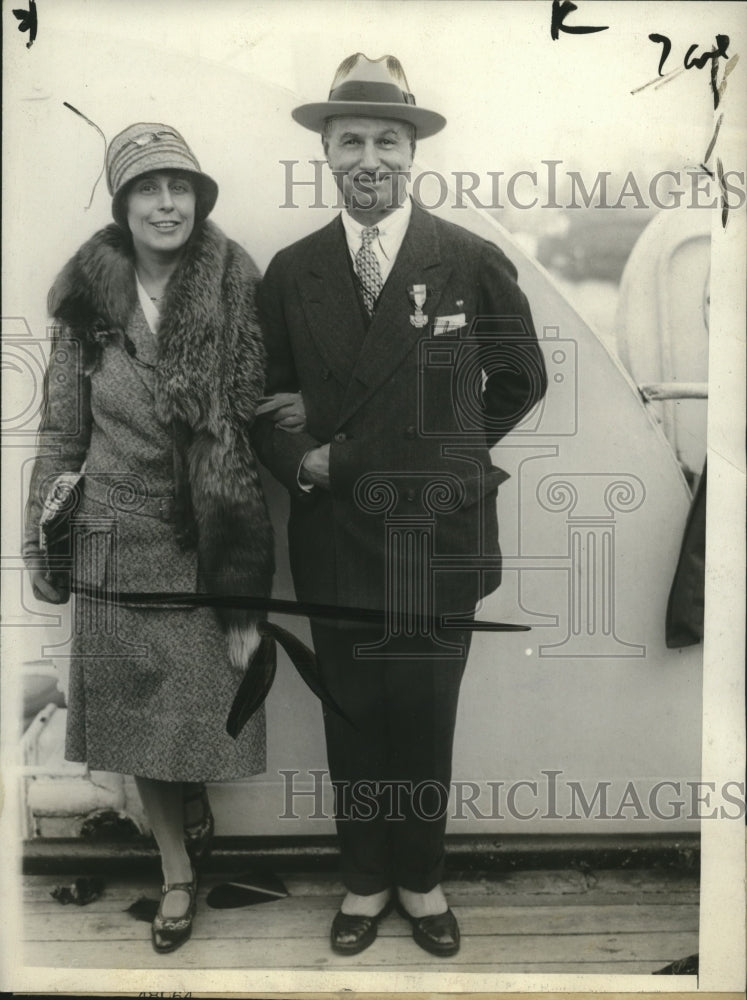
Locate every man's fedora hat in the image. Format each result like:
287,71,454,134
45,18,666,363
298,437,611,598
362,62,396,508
292,53,446,139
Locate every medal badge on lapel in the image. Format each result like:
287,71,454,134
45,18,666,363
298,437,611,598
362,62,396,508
408,284,428,328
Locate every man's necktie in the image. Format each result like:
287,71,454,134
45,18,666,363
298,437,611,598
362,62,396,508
354,226,384,316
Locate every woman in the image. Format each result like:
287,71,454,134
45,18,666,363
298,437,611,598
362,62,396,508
24,123,301,953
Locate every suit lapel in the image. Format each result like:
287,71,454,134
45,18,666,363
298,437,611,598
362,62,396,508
338,204,452,425
296,218,367,386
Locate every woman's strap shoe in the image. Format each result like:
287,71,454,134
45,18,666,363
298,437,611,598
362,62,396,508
330,898,393,955
395,899,460,957
151,871,198,954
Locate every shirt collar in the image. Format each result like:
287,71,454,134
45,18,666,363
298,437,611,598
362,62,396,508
341,196,412,260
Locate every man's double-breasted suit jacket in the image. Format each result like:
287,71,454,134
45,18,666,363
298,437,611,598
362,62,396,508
253,201,548,622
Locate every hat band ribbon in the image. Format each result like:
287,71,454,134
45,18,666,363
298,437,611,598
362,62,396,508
109,139,201,194
328,81,416,106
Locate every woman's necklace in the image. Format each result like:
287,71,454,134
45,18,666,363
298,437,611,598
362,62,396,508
135,267,169,305
136,250,182,306
140,282,166,303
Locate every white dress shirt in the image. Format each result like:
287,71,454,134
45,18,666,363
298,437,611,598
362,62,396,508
340,195,412,284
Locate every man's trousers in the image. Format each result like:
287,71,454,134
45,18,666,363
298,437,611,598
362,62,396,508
311,621,473,895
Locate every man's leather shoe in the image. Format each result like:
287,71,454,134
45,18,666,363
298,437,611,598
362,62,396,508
330,898,393,955
395,900,460,957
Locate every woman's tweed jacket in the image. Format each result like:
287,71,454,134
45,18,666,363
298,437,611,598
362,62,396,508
23,221,273,780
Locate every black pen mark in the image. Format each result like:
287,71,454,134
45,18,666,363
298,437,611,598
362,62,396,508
649,33,672,76
709,48,739,110
703,113,725,167
627,27,736,230
701,45,737,227
550,0,608,41
684,34,729,71
717,157,729,229
12,0,37,48
710,49,720,108
635,33,732,100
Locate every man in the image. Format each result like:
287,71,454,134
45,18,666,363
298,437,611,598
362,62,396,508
253,53,547,957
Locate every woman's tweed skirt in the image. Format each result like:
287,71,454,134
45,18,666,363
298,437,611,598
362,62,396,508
65,595,265,781
63,486,266,782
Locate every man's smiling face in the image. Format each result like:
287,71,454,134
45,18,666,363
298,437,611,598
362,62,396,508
323,116,415,221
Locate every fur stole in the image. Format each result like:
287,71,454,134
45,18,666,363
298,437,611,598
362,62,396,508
47,221,274,667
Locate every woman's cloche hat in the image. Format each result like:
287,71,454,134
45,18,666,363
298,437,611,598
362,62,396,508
106,123,219,229
292,53,446,139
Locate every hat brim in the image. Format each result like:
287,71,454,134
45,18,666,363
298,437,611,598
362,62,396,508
292,102,446,140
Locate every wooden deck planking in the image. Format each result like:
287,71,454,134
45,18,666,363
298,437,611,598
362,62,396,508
22,867,700,902
22,932,701,971
20,868,699,973
24,903,698,939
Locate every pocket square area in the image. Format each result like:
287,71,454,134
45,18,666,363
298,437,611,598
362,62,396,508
432,313,467,335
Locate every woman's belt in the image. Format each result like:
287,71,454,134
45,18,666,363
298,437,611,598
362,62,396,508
82,474,176,522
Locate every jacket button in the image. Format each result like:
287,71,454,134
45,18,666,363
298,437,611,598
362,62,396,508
322,368,331,381
334,431,347,443
404,425,416,439
406,489,416,502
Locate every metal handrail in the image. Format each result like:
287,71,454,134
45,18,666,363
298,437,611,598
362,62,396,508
639,382,708,402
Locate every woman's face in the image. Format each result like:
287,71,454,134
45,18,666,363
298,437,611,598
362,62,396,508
126,170,196,258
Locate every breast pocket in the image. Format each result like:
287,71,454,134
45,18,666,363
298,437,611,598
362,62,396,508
432,313,467,337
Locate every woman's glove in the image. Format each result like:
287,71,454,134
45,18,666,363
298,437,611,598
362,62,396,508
255,392,306,434
24,470,81,604
27,565,68,605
